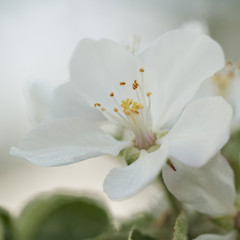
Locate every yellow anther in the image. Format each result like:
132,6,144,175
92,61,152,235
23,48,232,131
101,107,105,112
139,67,144,72
132,80,139,90
120,82,126,86
113,108,118,112
131,110,139,114
94,103,101,107
132,102,143,112
146,92,152,97
110,92,114,97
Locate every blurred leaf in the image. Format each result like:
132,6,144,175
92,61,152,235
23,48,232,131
222,130,240,191
128,228,157,240
120,211,176,240
173,212,187,240
17,193,112,240
0,207,16,240
187,212,221,239
211,215,234,231
88,231,128,240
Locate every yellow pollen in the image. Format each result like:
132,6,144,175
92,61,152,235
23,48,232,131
110,92,114,97
146,92,152,97
132,80,139,90
121,98,133,110
101,107,105,111
139,67,144,72
94,103,101,107
120,82,126,86
113,108,118,112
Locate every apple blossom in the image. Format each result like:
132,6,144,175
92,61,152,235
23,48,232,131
10,30,232,200
197,60,240,125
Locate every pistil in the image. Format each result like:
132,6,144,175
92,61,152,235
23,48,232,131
94,68,155,149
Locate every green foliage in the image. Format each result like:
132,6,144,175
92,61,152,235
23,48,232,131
0,208,16,240
128,227,157,240
222,130,240,191
16,193,112,240
120,211,176,239
211,215,234,231
173,212,188,240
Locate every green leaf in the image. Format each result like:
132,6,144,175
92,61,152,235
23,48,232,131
16,193,112,240
211,215,234,231
128,228,157,240
222,130,240,191
0,207,17,240
173,212,188,240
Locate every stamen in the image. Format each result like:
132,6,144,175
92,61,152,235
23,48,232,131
123,109,131,116
94,103,101,107
94,67,155,150
132,80,139,90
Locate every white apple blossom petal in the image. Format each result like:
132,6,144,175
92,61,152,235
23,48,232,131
162,154,236,217
69,38,142,109
51,81,104,121
193,231,237,240
103,145,168,200
10,118,131,167
139,30,224,130
163,97,232,167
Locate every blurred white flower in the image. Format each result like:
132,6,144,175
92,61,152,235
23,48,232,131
163,152,238,239
197,61,240,126
163,153,237,217
11,30,232,200
181,19,209,35
194,231,237,240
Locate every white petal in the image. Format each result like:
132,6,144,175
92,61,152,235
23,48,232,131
51,81,104,121
69,38,142,108
181,20,209,35
103,145,168,200
164,97,232,167
10,118,131,166
193,231,237,240
139,30,224,130
162,154,236,217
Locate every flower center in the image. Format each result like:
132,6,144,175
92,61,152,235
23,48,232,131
94,68,155,149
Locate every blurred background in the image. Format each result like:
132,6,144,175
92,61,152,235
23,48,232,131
1,0,240,217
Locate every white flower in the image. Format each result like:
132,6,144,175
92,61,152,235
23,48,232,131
163,153,238,239
197,61,240,125
194,231,237,240
10,30,232,200
162,154,237,217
